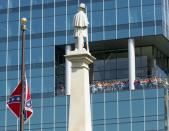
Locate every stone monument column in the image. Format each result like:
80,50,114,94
65,51,95,131
65,3,95,131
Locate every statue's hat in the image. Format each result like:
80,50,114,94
79,3,85,9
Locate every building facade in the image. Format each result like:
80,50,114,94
0,0,169,131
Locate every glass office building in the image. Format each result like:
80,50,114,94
0,0,169,130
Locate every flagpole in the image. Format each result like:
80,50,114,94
20,17,27,131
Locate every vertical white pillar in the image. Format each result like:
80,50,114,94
65,51,95,131
65,45,72,95
128,38,135,90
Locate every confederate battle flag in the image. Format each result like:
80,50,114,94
7,78,33,123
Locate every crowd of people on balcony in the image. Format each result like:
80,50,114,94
90,77,169,94
56,77,169,95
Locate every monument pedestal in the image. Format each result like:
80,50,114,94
65,50,95,131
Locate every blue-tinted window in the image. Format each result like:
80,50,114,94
0,22,7,38
104,10,116,26
31,77,42,93
104,1,115,10
32,0,42,5
43,17,54,32
20,11,30,21
143,26,155,36
31,68,42,77
142,0,154,5
9,0,19,8
0,51,6,66
32,18,42,34
44,67,54,76
43,0,54,4
55,15,66,31
44,8,54,17
8,50,19,65
7,70,18,79
43,76,54,92
0,13,7,22
67,14,74,30
43,37,54,46
67,4,77,15
0,1,7,9
43,46,54,61
0,81,5,96
32,9,42,18
130,0,141,6
92,2,103,11
31,47,42,63
20,0,30,7
117,0,128,8
92,11,103,27
117,8,128,24
92,32,103,42
8,21,19,37
143,5,154,21
156,5,162,20
6,79,18,95
0,72,6,81
55,6,65,15
130,7,141,23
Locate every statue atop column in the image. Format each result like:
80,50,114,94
73,3,89,51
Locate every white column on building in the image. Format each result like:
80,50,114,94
65,45,72,95
128,38,136,90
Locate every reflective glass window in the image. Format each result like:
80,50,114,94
8,41,19,50
55,15,66,31
0,1,7,9
0,13,7,22
0,81,5,96
0,22,7,38
67,14,74,30
8,21,19,37
43,76,54,92
43,46,54,62
92,11,103,27
130,0,141,6
9,0,19,8
55,6,65,15
0,51,6,66
92,2,103,11
32,9,42,18
143,5,154,21
104,10,116,26
104,1,115,10
6,79,18,95
7,70,18,79
32,18,42,34
117,0,128,8
8,50,19,65
44,8,54,17
142,0,154,5
43,16,54,32
31,77,42,93
31,47,42,63
117,8,128,24
156,5,162,20
32,0,42,5
130,7,141,23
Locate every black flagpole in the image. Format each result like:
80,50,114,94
20,17,27,131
